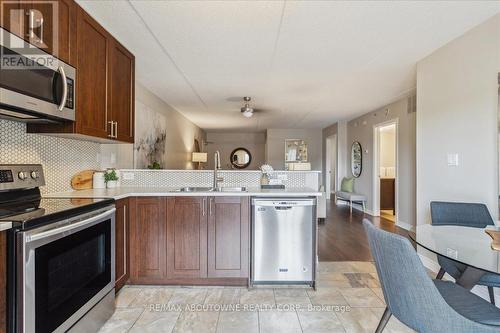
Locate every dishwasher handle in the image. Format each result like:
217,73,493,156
252,198,316,207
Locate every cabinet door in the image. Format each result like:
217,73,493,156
75,7,110,139
109,39,135,143
208,197,249,278
129,197,167,283
0,231,6,333
166,197,207,279
0,0,24,39
115,198,129,292
2,0,75,64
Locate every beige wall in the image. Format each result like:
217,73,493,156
134,82,206,169
266,128,323,171
346,96,416,228
205,132,266,170
380,125,396,169
322,123,338,186
416,14,500,226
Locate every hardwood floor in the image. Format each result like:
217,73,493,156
318,200,410,262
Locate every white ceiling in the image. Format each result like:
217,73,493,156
77,0,499,132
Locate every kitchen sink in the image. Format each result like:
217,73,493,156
212,187,247,192
174,187,213,192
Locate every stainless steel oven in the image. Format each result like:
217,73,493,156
17,206,115,333
0,27,75,123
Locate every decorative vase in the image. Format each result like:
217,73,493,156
93,171,106,189
260,173,269,186
106,180,117,189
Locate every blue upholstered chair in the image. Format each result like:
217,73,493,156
431,201,500,304
362,220,500,333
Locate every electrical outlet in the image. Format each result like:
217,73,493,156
122,172,135,180
447,153,459,166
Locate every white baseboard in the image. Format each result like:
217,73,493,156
336,201,374,216
396,220,414,232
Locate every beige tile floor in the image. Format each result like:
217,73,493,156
99,261,415,333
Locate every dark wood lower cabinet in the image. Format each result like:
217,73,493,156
129,197,167,284
0,231,6,333
208,197,249,278
166,197,207,279
127,196,249,286
380,178,396,214
115,198,129,292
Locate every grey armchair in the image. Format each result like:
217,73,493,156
362,220,500,333
431,201,500,304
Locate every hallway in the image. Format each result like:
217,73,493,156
318,200,409,262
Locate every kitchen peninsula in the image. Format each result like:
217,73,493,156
45,169,321,290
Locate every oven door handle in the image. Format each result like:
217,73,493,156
27,208,116,243
58,66,68,111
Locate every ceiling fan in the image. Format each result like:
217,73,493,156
240,96,254,118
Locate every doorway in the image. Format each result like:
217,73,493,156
373,121,398,223
325,134,337,200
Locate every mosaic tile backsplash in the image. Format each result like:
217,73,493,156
119,170,320,189
1,119,320,194
0,119,103,194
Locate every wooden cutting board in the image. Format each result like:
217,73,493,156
485,229,500,251
71,170,96,190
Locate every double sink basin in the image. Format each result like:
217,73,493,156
174,186,247,193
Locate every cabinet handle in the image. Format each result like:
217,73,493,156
26,10,35,39
209,198,213,216
202,198,206,216
114,121,118,138
38,16,44,44
108,121,114,138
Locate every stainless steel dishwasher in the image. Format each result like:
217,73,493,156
251,198,316,286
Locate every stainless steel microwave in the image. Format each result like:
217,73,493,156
0,27,75,123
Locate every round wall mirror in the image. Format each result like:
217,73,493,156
230,148,252,169
351,141,362,178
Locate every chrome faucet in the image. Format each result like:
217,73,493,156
213,151,224,189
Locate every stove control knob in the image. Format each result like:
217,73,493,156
18,171,27,180
30,171,39,179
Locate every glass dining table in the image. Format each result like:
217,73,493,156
410,224,500,288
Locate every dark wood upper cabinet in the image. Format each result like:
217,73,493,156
129,197,167,283
0,0,24,39
26,3,135,143
207,197,249,278
109,39,135,143
166,197,208,279
0,0,75,64
74,7,109,139
115,198,130,292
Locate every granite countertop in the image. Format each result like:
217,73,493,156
44,187,323,200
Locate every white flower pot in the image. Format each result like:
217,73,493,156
106,180,118,189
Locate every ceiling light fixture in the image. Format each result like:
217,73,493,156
240,96,254,118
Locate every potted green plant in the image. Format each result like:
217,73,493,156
104,169,119,189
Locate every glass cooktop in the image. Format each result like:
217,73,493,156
0,197,114,230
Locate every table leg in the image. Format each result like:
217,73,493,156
456,267,486,290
